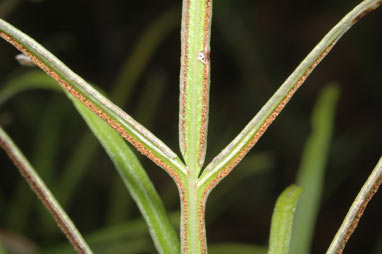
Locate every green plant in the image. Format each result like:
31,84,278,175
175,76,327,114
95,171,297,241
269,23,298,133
0,0,381,254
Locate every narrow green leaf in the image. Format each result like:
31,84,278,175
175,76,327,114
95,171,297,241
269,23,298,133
0,126,93,254
179,0,212,173
290,84,340,254
326,156,382,254
199,0,382,191
208,243,267,254
268,185,303,254
106,175,134,225
73,100,180,254
0,18,186,180
134,72,168,127
34,96,68,234
54,133,99,206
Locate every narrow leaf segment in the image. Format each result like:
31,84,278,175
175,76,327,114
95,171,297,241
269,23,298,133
0,126,93,254
268,185,303,254
198,0,382,193
326,156,382,254
179,0,212,173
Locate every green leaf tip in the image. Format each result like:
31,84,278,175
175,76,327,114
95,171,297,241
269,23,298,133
268,185,303,254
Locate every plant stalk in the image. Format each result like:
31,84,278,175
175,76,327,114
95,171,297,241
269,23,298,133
181,177,207,254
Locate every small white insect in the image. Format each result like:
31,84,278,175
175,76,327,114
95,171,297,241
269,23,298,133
198,51,208,64
15,54,35,67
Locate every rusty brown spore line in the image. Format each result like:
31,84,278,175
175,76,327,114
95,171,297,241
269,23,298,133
198,0,212,167
180,0,191,158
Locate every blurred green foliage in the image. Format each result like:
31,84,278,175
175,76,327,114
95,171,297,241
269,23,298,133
0,0,381,253
291,84,340,253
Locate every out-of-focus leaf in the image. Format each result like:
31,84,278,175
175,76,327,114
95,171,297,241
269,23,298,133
268,185,303,254
209,243,267,254
73,100,179,254
0,70,60,106
111,7,179,106
33,96,70,235
290,84,340,254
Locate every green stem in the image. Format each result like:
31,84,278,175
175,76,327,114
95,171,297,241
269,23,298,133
181,178,207,254
0,126,93,254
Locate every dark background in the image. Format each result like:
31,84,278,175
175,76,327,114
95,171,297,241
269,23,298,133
0,0,381,253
